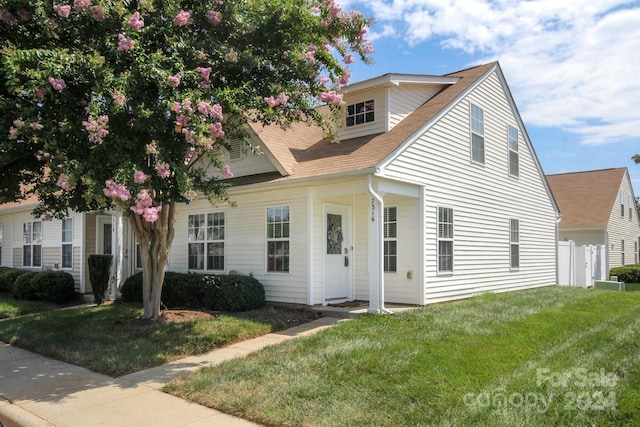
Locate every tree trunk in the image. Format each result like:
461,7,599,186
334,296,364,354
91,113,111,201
127,202,176,320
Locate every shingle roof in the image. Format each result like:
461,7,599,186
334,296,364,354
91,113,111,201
547,168,627,229
247,62,497,182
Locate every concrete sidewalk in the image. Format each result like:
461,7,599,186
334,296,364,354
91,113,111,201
0,316,342,427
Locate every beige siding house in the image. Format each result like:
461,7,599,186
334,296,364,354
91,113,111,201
547,167,640,271
0,62,560,309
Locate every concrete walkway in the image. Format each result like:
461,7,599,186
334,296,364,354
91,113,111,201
0,316,343,427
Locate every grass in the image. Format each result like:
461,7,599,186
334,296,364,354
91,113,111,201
165,287,640,426
0,301,275,377
0,292,77,319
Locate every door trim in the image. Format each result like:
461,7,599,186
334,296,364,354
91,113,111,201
322,203,352,304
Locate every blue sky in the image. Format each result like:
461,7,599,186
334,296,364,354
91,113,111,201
340,0,640,192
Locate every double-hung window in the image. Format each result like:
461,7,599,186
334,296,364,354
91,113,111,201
383,206,397,272
621,240,625,265
188,212,225,271
510,219,520,269
621,191,625,217
470,103,485,164
23,221,42,267
267,206,290,272
438,207,454,272
508,125,519,177
61,218,73,269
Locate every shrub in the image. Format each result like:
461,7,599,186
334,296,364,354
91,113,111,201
31,271,76,304
12,271,39,300
88,254,113,305
120,272,143,302
610,265,640,284
0,268,30,293
119,271,265,311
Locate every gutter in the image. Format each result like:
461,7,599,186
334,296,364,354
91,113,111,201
367,174,393,315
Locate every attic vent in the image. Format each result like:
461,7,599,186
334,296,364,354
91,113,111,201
229,139,242,160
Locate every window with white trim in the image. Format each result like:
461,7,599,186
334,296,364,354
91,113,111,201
346,99,375,127
438,207,454,272
61,218,73,269
188,212,225,271
23,221,42,267
635,240,638,264
510,219,520,269
470,103,485,164
621,239,625,265
629,194,633,220
508,125,519,177
267,206,290,272
383,206,397,272
621,191,625,217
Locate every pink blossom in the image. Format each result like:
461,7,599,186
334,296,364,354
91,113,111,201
176,114,190,128
53,4,71,18
90,5,106,21
56,173,76,192
73,0,92,12
363,41,373,54
328,1,341,18
130,190,162,222
17,8,30,21
206,10,222,25
170,101,181,113
133,170,148,184
173,10,191,26
146,143,158,155
104,179,131,201
82,115,109,143
35,87,47,98
112,91,127,107
181,128,195,143
197,101,211,116
339,70,352,86
30,122,43,130
277,92,289,105
318,75,331,85
222,165,233,178
264,96,278,108
142,206,162,222
209,122,224,138
42,213,53,221
318,90,343,106
181,99,193,114
117,33,135,51
184,147,197,163
0,10,15,24
168,73,181,87
8,127,18,139
343,54,354,64
155,162,170,178
13,118,24,128
128,11,144,30
196,66,212,81
312,7,320,14
210,104,223,120
48,77,67,91
359,27,368,39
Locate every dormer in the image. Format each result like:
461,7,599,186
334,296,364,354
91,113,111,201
338,73,459,140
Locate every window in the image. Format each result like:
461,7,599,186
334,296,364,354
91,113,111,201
635,240,638,264
346,99,375,127
384,207,397,272
438,207,454,272
188,212,225,271
267,206,290,272
621,239,625,265
23,221,42,267
470,103,485,164
510,219,520,269
61,218,73,269
621,191,625,217
508,125,519,177
629,194,633,220
135,240,142,270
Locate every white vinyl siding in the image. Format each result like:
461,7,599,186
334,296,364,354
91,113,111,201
606,170,640,269
508,125,519,177
382,69,558,303
61,218,73,269
470,103,485,164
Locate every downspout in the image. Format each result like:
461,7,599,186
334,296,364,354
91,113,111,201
367,174,393,314
555,213,561,286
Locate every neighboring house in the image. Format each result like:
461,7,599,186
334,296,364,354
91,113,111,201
547,167,640,271
0,62,560,311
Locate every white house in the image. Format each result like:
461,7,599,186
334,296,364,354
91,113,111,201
548,167,640,272
0,62,560,311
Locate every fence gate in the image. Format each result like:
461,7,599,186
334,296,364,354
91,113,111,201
558,241,606,287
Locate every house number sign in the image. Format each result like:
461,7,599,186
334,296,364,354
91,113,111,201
371,197,376,222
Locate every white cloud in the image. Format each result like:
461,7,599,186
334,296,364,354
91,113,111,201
347,0,640,146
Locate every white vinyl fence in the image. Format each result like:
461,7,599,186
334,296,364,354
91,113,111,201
558,241,606,288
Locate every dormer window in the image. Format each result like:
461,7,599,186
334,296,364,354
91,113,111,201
346,99,375,127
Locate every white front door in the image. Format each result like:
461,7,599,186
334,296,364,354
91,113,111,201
324,205,350,301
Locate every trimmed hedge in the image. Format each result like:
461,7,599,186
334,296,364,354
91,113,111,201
120,271,265,312
88,254,113,305
0,268,30,293
610,265,640,284
11,270,76,304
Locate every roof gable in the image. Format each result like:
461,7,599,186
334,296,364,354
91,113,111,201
547,168,627,229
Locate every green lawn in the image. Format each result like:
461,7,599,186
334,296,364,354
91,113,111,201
0,301,274,377
0,293,70,319
166,287,640,426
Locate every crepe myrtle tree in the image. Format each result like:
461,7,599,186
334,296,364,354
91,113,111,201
0,0,372,319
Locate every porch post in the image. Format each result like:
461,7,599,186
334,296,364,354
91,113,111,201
111,213,123,299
